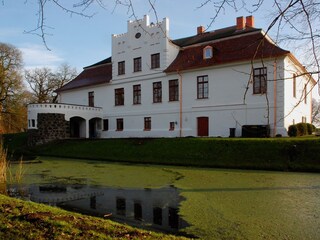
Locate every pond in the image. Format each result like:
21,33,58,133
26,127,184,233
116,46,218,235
7,157,320,239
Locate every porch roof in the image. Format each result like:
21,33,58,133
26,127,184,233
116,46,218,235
56,58,112,93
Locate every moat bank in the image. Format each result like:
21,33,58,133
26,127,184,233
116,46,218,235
3,133,320,172
7,157,320,239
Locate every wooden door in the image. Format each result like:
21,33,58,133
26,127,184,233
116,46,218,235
197,117,209,136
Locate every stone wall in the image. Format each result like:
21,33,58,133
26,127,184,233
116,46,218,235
28,113,69,146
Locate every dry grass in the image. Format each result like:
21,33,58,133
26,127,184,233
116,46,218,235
0,139,24,187
8,158,24,184
0,140,8,183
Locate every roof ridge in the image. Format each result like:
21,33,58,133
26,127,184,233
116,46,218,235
172,26,262,47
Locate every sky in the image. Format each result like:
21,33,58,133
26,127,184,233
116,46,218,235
0,0,277,72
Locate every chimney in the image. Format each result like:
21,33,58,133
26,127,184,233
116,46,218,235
236,16,245,30
197,26,205,35
246,15,254,28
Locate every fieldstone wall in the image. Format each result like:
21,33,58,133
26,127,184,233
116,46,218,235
28,113,69,146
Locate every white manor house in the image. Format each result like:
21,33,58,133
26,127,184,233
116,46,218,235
27,15,315,142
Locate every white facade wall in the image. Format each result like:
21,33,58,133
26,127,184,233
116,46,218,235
165,59,286,137
283,56,313,128
56,59,299,138
111,15,179,81
102,74,181,138
59,83,109,108
29,15,314,139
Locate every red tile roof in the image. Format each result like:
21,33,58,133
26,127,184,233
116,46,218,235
56,58,112,92
165,31,290,73
57,27,292,92
172,26,260,47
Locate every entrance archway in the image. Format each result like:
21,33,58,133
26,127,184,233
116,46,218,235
70,117,86,138
89,117,102,138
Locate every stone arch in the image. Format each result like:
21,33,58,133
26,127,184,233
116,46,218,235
70,116,86,138
89,117,102,138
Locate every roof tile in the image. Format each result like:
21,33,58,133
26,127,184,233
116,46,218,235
56,61,112,92
165,31,290,73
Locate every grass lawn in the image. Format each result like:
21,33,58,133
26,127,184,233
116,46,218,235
0,193,187,240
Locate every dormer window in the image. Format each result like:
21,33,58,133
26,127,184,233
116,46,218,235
203,46,213,59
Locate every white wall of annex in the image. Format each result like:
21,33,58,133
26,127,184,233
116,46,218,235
59,83,110,109
283,56,313,128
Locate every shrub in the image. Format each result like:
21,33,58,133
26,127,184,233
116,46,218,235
288,125,298,137
306,123,314,135
296,123,307,136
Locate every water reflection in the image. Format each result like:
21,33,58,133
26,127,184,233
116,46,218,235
7,183,189,233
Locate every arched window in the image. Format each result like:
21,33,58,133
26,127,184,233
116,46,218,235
203,46,213,59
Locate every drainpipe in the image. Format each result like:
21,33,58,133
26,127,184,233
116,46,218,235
273,60,277,136
177,70,183,137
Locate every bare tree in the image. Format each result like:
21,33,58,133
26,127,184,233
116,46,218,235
0,43,23,109
25,67,56,103
25,64,77,103
52,63,77,102
1,90,33,133
198,0,320,90
0,43,24,133
7,1,318,84
312,98,320,126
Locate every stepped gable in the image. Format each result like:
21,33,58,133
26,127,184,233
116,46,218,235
166,28,290,73
56,57,112,92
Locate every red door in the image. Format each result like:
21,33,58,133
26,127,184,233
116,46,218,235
197,117,209,136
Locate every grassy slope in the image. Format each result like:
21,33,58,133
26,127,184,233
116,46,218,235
31,137,320,172
0,194,187,240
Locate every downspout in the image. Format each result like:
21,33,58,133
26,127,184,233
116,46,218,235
273,60,277,136
177,70,183,137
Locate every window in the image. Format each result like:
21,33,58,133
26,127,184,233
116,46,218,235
134,57,142,72
88,91,94,107
90,196,96,209
115,88,124,106
116,118,123,131
302,116,307,123
169,122,175,131
197,75,209,99
151,53,160,69
153,207,162,225
31,119,36,128
293,74,296,98
169,79,179,101
133,84,141,104
144,117,151,131
168,207,179,229
103,119,109,131
203,46,213,59
153,82,162,103
118,61,125,75
116,198,126,216
134,202,142,221
253,67,267,94
135,32,141,39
